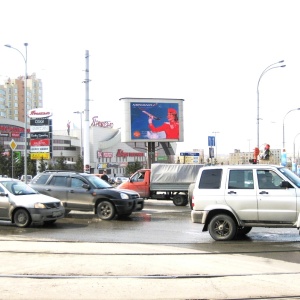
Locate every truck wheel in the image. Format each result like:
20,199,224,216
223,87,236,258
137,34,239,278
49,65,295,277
96,201,115,220
208,214,237,241
237,226,252,235
173,194,188,206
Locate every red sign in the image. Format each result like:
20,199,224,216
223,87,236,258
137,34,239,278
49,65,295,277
30,139,50,146
28,108,52,119
116,149,144,157
97,151,113,158
91,116,113,128
11,133,21,138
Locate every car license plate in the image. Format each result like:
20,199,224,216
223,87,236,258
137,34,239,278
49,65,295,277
52,211,62,217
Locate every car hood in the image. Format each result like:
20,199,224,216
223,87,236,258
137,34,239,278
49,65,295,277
10,193,61,205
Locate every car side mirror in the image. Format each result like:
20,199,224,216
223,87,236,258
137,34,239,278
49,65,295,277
0,192,8,197
82,184,90,190
280,181,293,188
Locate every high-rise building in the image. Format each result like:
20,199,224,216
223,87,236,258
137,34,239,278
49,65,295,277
1,73,43,122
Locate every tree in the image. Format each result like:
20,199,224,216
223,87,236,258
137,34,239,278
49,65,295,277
0,145,9,176
55,154,68,170
74,155,83,172
125,161,143,177
37,158,48,173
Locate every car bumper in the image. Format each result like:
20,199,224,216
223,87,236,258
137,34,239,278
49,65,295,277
191,210,207,224
134,198,144,211
28,207,65,222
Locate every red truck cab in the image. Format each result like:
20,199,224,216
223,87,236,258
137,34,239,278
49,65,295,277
117,169,151,198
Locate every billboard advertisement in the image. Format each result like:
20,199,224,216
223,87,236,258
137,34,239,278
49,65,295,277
119,98,184,142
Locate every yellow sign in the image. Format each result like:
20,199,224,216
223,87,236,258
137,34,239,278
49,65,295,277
30,153,50,160
10,139,17,151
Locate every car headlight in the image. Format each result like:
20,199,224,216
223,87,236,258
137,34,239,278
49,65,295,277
34,203,46,209
120,193,129,199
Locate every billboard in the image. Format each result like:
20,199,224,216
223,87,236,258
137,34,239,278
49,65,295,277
119,98,184,142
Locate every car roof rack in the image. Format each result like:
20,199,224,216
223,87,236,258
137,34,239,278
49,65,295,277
43,170,82,174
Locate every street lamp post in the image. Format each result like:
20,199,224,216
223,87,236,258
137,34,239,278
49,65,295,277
212,131,220,161
5,43,28,182
73,111,84,157
257,60,285,148
283,108,300,150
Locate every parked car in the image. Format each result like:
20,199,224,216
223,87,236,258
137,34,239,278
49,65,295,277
20,175,33,183
191,164,300,241
0,178,65,228
30,171,144,220
115,177,129,185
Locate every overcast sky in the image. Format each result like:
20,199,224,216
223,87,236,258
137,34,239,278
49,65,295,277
1,0,300,157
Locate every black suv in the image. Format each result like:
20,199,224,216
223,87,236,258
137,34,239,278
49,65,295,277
30,171,144,220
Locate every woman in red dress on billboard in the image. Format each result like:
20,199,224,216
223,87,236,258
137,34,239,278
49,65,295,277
148,108,179,139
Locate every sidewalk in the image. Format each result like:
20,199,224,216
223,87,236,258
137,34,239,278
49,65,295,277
1,240,300,299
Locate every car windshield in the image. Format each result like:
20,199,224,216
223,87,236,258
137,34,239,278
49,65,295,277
278,167,300,188
0,180,38,195
86,175,113,188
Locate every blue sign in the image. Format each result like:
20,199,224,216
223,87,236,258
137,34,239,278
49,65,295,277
208,136,215,147
180,152,200,156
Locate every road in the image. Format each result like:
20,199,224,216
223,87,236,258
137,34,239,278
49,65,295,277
0,200,300,300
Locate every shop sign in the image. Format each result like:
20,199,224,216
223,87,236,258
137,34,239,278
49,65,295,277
30,125,50,132
30,146,50,152
116,149,144,157
91,116,113,128
30,153,50,160
30,139,50,146
30,132,50,139
97,151,113,158
28,108,52,119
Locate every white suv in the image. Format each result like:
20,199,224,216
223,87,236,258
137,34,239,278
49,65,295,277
191,165,300,241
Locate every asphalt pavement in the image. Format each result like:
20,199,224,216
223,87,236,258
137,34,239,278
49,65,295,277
1,239,300,300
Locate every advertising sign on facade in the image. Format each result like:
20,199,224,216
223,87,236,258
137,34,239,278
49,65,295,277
30,139,50,146
30,132,50,139
30,125,50,132
30,153,51,160
28,108,52,119
30,146,50,152
29,116,53,160
119,98,184,143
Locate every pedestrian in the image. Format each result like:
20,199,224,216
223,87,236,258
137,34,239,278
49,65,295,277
101,170,109,182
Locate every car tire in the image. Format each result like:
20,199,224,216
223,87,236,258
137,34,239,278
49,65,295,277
96,201,116,220
237,226,252,235
173,194,188,206
208,214,237,241
13,209,32,228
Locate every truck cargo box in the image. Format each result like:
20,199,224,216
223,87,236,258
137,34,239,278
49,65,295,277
150,164,203,191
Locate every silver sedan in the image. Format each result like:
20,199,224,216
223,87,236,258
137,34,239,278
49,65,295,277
0,178,65,228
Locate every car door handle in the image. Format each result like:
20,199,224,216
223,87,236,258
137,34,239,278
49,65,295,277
46,188,51,191
259,191,269,194
228,191,236,194
69,190,75,193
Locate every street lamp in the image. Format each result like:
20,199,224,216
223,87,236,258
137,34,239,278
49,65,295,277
212,131,220,161
73,111,84,157
257,60,285,148
5,43,28,182
283,108,300,150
